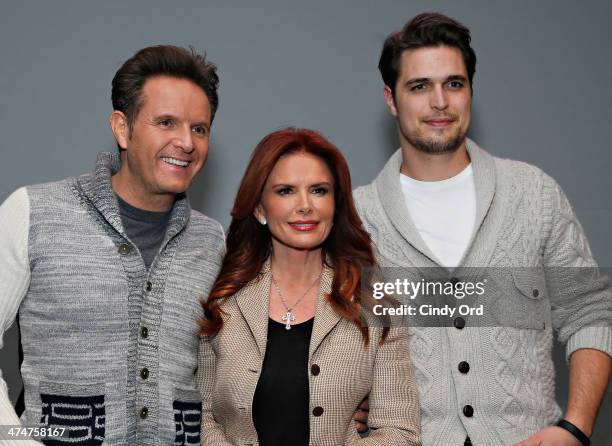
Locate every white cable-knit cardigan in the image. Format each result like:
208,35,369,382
353,139,612,445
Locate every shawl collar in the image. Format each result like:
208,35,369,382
235,258,340,358
373,138,497,268
465,139,497,259
454,140,505,273
374,149,437,265
76,152,191,242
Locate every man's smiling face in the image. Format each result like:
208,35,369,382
115,75,211,207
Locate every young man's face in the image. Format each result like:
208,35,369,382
115,75,211,205
384,45,471,154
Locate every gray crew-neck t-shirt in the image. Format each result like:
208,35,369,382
116,195,172,270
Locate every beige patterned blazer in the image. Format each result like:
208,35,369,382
197,260,421,445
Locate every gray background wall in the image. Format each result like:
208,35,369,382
1,0,610,442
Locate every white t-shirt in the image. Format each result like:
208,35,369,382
400,164,476,268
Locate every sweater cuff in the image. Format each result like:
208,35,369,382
566,326,612,362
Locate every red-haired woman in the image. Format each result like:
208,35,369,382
198,128,420,446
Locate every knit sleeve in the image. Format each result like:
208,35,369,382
0,187,42,445
541,175,612,361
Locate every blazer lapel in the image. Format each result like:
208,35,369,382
309,265,342,357
236,263,271,357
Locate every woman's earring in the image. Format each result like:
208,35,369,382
258,217,267,225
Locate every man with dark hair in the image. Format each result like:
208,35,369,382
0,45,225,445
354,12,611,446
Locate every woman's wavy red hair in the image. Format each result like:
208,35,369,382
199,128,384,344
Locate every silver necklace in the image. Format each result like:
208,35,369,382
271,270,321,330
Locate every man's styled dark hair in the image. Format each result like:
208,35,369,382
378,12,476,96
111,45,219,133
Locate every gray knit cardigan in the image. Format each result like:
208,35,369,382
14,153,224,445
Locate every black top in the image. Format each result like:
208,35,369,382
116,195,172,270
252,317,314,446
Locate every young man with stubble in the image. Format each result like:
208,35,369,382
354,12,611,446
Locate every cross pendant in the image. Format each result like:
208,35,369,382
281,311,295,330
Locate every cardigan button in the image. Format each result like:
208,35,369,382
463,405,474,417
312,406,324,417
140,368,149,379
458,361,470,374
454,317,466,329
140,326,148,338
140,406,148,419
450,277,461,286
311,364,320,376
145,281,152,292
118,243,131,255
532,288,539,298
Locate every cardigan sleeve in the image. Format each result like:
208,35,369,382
0,188,42,445
197,335,234,446
541,174,612,361
348,327,421,446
